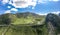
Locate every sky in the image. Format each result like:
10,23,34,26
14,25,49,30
0,0,60,15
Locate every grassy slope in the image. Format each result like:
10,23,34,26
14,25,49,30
0,27,8,35
5,26,37,35
10,14,45,25
5,24,48,35
0,16,47,35
0,13,48,35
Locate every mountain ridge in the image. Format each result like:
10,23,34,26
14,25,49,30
0,12,45,25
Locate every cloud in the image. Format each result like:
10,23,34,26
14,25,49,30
36,11,60,15
11,0,37,8
49,0,59,1
2,0,37,8
2,0,9,4
5,8,18,13
39,13,47,15
10,8,18,11
36,13,48,15
51,11,60,14
37,0,48,4
7,6,11,8
38,0,59,4
2,0,59,8
5,10,11,13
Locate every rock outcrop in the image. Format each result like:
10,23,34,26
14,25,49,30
45,13,60,35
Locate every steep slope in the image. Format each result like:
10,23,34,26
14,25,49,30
45,13,60,35
0,14,11,25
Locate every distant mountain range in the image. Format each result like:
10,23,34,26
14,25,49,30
0,12,45,25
